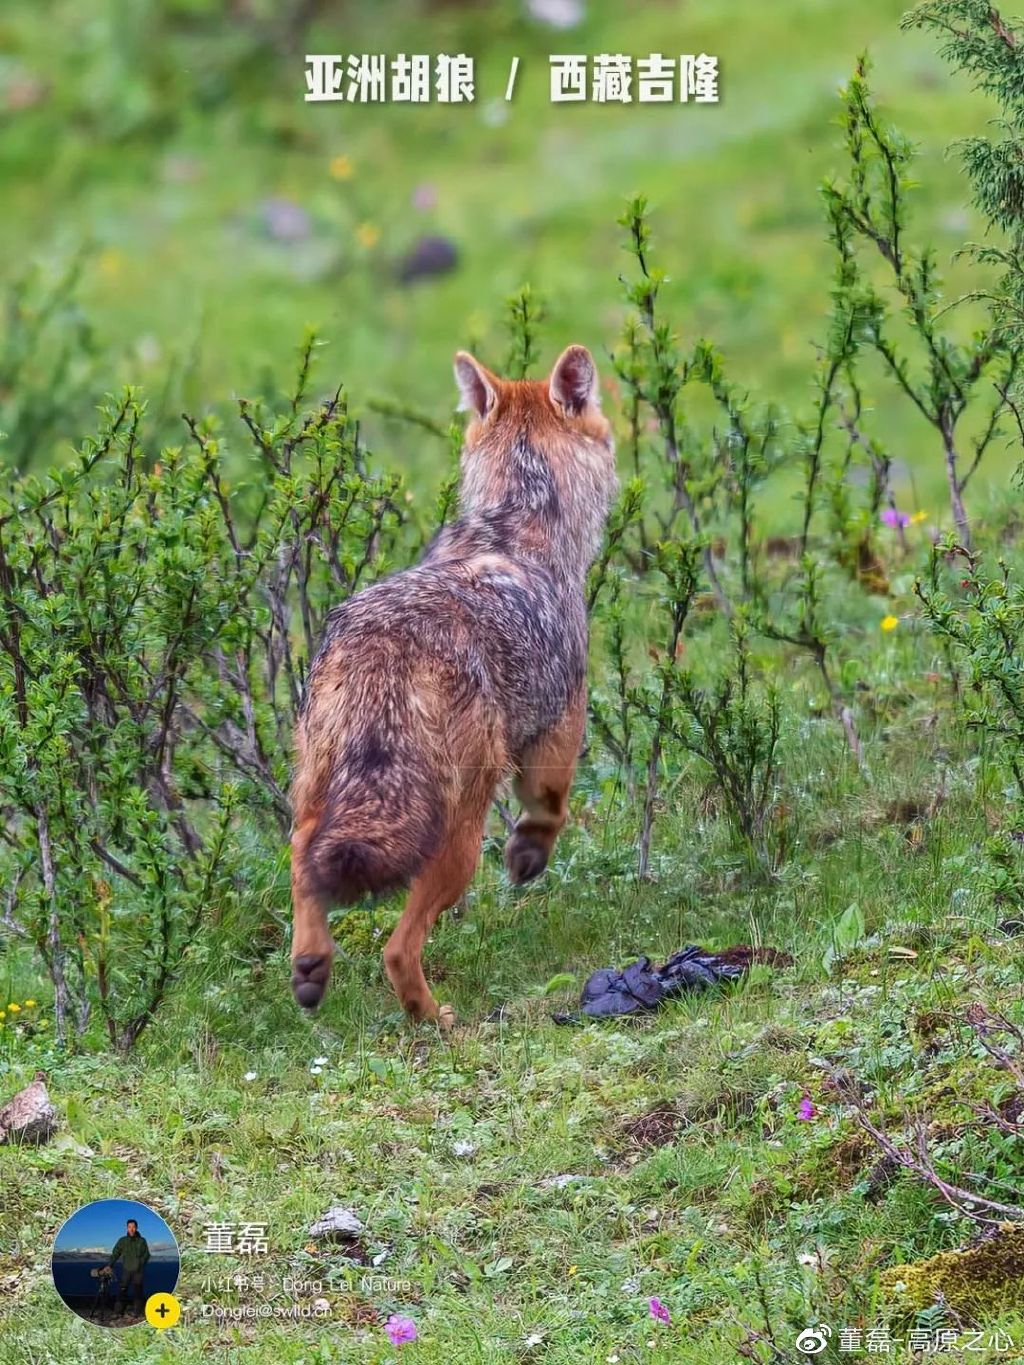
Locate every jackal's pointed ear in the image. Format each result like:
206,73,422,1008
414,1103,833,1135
454,351,498,419
549,345,600,415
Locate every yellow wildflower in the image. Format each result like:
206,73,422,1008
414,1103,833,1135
909,510,928,525
329,154,354,181
24,999,36,1008
356,222,381,249
7,1002,20,1013
97,249,123,280
568,1265,578,1276
881,615,899,632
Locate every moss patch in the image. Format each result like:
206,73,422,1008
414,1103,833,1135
882,1227,1024,1321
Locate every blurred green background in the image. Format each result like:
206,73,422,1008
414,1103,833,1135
0,0,1001,511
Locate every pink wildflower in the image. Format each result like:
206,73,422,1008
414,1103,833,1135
384,1314,418,1345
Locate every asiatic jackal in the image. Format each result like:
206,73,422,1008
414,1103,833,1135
290,345,616,1025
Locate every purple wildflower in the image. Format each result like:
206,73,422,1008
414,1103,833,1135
798,1094,817,1121
881,507,910,529
649,1296,671,1324
412,183,438,211
384,1314,418,1346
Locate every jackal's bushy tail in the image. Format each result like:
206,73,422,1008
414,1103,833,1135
298,732,444,904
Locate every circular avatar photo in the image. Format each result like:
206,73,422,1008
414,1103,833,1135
51,1198,180,1328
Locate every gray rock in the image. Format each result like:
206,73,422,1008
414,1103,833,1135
308,1206,364,1241
0,1070,58,1145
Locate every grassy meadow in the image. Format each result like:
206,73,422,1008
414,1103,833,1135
2,1,1024,1362
0,0,1003,503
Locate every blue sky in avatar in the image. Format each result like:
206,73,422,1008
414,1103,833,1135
53,1200,178,1259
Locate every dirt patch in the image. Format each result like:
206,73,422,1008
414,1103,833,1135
619,1104,683,1151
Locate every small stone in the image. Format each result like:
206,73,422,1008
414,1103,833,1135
0,1071,58,1145
308,1206,364,1241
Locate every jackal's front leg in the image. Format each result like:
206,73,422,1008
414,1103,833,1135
505,693,586,885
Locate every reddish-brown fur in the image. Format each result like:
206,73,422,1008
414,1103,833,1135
290,345,616,1025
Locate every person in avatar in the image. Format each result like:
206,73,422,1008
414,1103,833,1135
104,1217,151,1318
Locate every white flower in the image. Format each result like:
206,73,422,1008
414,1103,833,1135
312,1297,330,1313
312,1055,329,1066
606,1355,620,1364
310,1065,323,1075
243,1071,257,1082
479,98,509,128
452,1138,476,1157
524,1332,543,1347
798,1253,817,1267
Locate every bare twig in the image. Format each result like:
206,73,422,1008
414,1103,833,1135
829,1064,1024,1225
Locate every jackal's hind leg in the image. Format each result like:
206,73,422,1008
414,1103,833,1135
291,817,336,1009
505,694,585,886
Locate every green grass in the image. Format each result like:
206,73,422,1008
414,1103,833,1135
0,0,1005,510
3,662,1024,1359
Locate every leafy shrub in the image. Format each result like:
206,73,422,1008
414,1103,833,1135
0,351,412,1050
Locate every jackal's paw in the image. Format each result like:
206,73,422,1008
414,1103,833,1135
505,832,549,885
292,952,332,1010
437,1004,458,1034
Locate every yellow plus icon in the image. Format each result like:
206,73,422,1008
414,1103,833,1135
145,1292,181,1329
